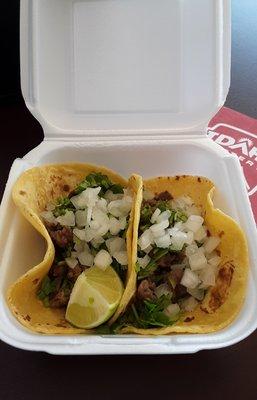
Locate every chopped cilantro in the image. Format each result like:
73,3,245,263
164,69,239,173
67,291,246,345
113,295,176,331
110,184,124,194
74,172,124,196
63,243,73,258
141,204,153,224
95,324,112,334
112,259,126,283
169,209,188,225
97,242,108,251
138,248,169,279
53,197,75,217
37,276,57,301
135,261,141,273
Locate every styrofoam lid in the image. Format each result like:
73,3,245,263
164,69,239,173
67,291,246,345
21,0,231,136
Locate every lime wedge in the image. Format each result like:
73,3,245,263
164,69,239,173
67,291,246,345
65,266,123,329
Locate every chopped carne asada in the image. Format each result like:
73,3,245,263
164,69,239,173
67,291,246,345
137,279,156,301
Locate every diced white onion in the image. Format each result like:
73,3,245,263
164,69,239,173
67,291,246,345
113,251,128,266
194,226,207,242
90,237,105,249
155,283,172,298
138,229,154,250
204,236,221,254
83,187,101,207
185,231,194,245
151,208,161,224
152,229,166,239
108,197,132,218
170,231,188,250
164,303,180,318
187,288,205,301
78,251,94,267
185,243,199,257
109,217,122,235
208,255,221,267
96,198,107,212
73,228,86,241
106,237,126,256
94,250,112,270
199,265,216,288
180,296,199,312
189,251,207,271
137,254,150,269
83,242,90,252
75,210,88,228
70,193,87,209
119,217,127,231
172,198,186,210
143,190,154,201
84,227,98,242
41,211,56,224
46,203,55,212
92,208,109,223
151,219,169,233
56,211,75,227
184,215,204,233
73,236,85,252
181,269,200,289
175,196,193,209
65,257,78,269
156,210,171,224
87,206,93,225
90,209,110,237
144,245,153,254
168,222,185,236
154,233,172,249
185,205,202,217
104,190,123,202
70,187,101,210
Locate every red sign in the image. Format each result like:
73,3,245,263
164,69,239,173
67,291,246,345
208,107,257,223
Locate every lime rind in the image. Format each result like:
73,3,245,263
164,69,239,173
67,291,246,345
65,266,123,329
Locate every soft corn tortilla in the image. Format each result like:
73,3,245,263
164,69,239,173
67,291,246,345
8,163,138,334
122,175,249,335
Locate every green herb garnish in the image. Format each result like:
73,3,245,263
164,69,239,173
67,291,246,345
95,324,112,334
141,204,153,224
113,295,176,331
112,259,127,283
110,184,124,194
74,172,124,196
138,248,169,279
169,209,188,225
37,276,57,301
53,197,75,217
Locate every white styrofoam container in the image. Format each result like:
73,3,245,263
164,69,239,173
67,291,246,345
0,0,257,354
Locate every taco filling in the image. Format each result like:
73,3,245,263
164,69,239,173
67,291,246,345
114,189,222,331
37,172,132,324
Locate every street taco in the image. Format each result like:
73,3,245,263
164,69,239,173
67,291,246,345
8,164,139,334
115,175,248,335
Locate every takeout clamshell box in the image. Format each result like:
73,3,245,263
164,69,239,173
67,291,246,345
0,0,257,354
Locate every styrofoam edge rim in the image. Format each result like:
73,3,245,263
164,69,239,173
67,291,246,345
1,291,257,355
0,321,256,355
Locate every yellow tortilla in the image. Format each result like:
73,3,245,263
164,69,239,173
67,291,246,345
8,163,138,334
122,175,249,335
